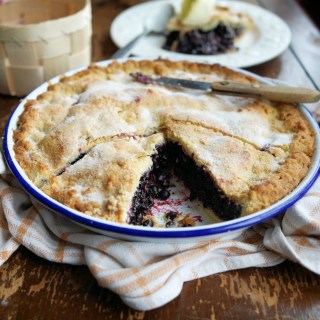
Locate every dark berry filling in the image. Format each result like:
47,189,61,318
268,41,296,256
157,189,170,201
165,211,178,220
128,144,172,226
128,142,242,226
163,22,243,55
56,152,87,176
165,220,178,228
142,219,154,227
171,142,242,220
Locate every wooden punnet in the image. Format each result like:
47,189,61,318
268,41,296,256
0,0,92,96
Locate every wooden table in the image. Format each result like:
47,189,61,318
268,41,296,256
0,0,319,319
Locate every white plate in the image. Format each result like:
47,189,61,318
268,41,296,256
4,59,320,243
110,0,291,67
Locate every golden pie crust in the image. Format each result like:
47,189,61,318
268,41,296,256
13,59,315,224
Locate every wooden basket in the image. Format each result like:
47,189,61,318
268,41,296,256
0,0,92,96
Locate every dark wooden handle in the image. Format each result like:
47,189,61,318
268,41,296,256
211,81,320,103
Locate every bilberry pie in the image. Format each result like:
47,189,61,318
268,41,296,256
163,5,255,55
13,60,315,226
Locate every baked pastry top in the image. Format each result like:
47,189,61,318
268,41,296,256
13,59,315,226
43,134,165,223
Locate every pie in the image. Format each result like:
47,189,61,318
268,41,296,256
13,59,315,227
163,5,255,55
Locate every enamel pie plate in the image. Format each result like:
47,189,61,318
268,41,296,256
3,60,320,242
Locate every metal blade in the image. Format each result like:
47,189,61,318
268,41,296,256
157,77,212,91
130,73,212,92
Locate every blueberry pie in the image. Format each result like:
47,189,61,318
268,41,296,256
13,59,315,226
163,1,255,55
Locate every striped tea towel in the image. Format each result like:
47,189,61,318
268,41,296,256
0,152,320,311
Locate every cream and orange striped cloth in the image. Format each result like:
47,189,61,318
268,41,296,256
0,152,320,311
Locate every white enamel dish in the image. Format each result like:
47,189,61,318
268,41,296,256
3,60,320,242
110,0,292,68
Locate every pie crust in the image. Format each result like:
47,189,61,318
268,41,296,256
13,59,315,225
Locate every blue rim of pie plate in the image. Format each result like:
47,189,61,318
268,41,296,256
3,59,320,240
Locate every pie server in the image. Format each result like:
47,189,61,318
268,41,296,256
130,72,320,103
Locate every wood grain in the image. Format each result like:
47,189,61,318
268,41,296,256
1,248,320,320
257,0,320,89
0,1,320,319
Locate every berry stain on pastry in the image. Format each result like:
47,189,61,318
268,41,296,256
163,0,254,55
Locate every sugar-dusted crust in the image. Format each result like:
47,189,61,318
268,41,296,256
164,120,283,202
164,119,313,214
14,59,258,185
42,133,165,223
244,102,315,214
13,59,316,223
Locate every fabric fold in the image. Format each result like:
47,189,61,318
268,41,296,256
0,155,319,310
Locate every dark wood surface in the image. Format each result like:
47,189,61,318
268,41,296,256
0,0,319,319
